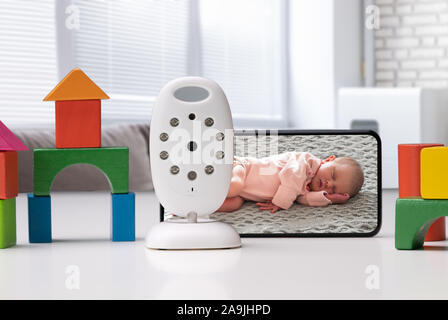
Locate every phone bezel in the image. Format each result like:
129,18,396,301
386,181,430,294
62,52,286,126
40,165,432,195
160,129,382,238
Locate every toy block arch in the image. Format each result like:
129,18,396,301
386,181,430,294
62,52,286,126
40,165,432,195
33,147,129,196
28,147,134,243
395,198,448,250
28,192,135,243
51,162,112,191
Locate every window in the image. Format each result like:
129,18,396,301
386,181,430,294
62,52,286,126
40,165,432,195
71,0,189,122
1,0,288,128
200,0,288,127
0,0,57,127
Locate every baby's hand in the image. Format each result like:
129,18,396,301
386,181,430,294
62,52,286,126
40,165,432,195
325,192,350,204
256,200,280,214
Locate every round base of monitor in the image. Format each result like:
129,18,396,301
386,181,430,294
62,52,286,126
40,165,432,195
145,219,242,250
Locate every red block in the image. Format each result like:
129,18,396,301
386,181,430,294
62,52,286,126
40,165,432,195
55,100,101,148
0,151,18,199
398,143,443,197
425,218,446,241
398,143,446,241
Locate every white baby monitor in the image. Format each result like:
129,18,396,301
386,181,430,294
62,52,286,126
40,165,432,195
145,77,241,250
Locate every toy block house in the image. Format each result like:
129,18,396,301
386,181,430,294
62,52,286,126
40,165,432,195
0,121,28,248
43,68,109,148
0,121,28,199
396,144,448,249
29,68,135,243
397,144,445,242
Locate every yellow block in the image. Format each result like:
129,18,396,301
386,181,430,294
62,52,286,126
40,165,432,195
421,146,448,199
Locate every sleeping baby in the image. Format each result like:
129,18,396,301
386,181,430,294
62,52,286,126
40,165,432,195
217,152,364,213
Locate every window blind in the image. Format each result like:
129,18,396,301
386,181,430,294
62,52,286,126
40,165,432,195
199,0,285,121
0,0,287,127
72,0,190,121
0,0,57,127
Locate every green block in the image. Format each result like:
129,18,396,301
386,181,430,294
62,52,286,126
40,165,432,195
33,147,129,196
0,198,16,249
395,198,448,250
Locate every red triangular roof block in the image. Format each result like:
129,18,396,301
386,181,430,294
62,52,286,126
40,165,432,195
0,121,28,151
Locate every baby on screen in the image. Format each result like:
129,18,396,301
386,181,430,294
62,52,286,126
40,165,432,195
217,152,364,213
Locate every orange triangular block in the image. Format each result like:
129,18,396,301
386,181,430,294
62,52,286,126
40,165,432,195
43,68,109,101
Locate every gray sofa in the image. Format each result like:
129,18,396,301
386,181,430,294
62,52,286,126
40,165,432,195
15,123,153,193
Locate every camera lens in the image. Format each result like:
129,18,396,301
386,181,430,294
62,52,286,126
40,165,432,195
160,132,169,141
188,141,197,151
204,117,214,127
189,113,196,120
216,132,224,141
187,171,197,180
170,118,179,127
205,165,214,175
216,151,225,159
160,151,169,160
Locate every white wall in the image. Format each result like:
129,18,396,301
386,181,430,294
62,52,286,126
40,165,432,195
334,0,364,122
373,0,448,87
289,0,363,129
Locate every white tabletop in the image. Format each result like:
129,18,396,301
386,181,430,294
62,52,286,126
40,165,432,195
1,190,447,300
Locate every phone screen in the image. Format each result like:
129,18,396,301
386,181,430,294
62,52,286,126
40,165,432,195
161,129,381,237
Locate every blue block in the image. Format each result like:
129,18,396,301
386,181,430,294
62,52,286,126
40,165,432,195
112,192,135,241
28,194,52,243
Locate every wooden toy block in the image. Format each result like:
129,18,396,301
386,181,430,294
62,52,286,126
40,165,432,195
55,100,101,148
0,121,28,151
421,146,448,199
398,143,443,198
28,194,52,243
28,192,134,243
398,143,445,241
0,198,16,249
424,217,446,241
112,192,135,241
33,147,129,196
395,198,448,250
43,68,109,101
0,151,18,199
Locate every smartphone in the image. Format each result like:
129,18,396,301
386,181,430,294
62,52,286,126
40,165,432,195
161,129,382,237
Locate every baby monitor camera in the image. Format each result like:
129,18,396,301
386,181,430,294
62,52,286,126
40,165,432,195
145,77,242,250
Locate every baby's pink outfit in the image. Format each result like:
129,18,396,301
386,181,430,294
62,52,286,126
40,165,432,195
234,152,331,209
